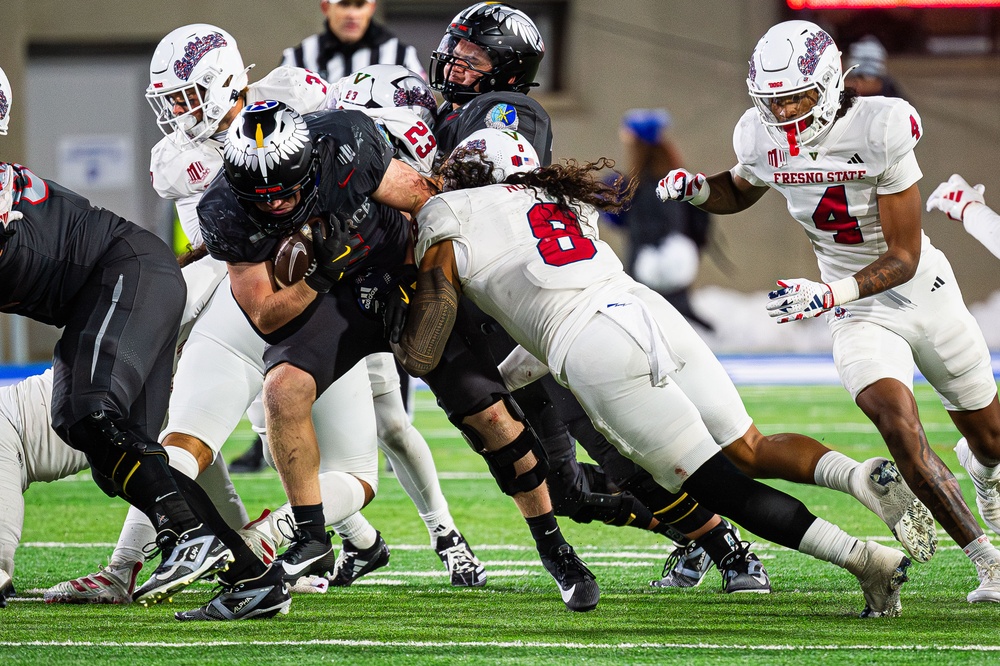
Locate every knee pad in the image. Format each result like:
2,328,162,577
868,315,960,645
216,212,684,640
70,412,167,499
478,427,549,496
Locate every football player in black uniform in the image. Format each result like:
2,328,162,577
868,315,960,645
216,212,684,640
0,158,288,619
427,2,760,580
201,100,600,612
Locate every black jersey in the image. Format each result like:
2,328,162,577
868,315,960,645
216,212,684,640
198,108,410,276
435,91,553,166
0,163,132,326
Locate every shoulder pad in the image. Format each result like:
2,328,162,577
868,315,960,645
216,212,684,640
881,98,922,164
732,108,761,165
149,137,223,200
249,67,332,115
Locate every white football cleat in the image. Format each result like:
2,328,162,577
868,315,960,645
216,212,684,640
44,561,142,604
968,552,1000,603
850,457,937,563
956,438,1000,535
846,540,911,618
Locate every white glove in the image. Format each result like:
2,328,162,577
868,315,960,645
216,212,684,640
926,173,985,222
766,276,859,324
0,165,23,229
656,168,709,206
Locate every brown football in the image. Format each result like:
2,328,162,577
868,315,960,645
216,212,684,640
273,225,314,288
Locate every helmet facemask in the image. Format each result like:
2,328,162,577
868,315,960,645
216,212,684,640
746,21,844,156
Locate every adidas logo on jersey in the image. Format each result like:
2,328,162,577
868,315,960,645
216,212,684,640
848,153,865,165
931,276,946,292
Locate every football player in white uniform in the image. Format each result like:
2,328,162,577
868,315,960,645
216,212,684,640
393,130,914,618
0,370,88,607
658,20,1000,603
46,24,383,607
927,174,1000,260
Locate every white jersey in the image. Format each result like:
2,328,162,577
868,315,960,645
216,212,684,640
416,184,636,378
733,96,925,281
149,66,333,245
0,370,87,487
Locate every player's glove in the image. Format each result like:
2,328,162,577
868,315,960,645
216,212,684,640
926,174,986,223
765,276,859,324
305,212,367,293
656,168,710,206
0,166,23,240
383,264,418,345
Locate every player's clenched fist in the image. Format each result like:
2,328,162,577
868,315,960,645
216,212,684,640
656,168,709,206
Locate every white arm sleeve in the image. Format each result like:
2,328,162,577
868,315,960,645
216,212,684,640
497,345,550,392
963,203,1000,261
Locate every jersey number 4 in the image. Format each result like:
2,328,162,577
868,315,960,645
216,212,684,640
527,202,596,266
812,185,862,245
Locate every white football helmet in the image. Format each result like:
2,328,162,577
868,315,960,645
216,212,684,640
335,64,437,128
452,128,539,183
146,24,253,146
747,20,844,152
0,65,11,135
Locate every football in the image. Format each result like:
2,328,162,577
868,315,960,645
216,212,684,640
272,225,314,288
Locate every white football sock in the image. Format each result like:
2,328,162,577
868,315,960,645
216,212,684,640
331,512,378,550
798,518,859,568
813,451,860,494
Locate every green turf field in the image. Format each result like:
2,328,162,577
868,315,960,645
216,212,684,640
3,384,1000,665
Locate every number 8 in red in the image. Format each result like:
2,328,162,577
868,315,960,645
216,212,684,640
527,202,596,266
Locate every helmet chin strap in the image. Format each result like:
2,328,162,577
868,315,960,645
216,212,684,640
784,117,812,157
785,126,800,157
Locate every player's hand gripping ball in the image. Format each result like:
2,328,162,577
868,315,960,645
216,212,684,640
272,224,314,288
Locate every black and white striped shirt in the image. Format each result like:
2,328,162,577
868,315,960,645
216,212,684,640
280,22,426,83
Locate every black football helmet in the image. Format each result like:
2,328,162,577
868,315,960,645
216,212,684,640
429,2,545,104
222,99,320,236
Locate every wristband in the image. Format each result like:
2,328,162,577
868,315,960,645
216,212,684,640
690,181,710,207
828,276,859,306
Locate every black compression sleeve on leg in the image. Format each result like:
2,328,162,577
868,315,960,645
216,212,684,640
172,473,266,581
681,452,816,550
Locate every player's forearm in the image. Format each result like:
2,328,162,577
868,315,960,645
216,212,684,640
245,280,317,335
392,267,458,376
700,171,764,214
852,250,917,298
963,203,1000,261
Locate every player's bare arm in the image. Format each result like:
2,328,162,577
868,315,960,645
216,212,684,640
854,183,923,297
227,260,317,334
392,241,461,377
702,171,770,214
657,166,767,214
373,159,439,218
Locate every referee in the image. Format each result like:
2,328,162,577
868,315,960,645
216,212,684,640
281,0,426,82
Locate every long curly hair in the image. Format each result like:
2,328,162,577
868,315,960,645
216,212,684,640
438,147,636,217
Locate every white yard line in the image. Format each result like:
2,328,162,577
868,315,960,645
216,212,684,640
2,639,999,652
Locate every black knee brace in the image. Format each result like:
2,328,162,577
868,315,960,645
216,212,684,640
476,427,549,496
69,411,168,499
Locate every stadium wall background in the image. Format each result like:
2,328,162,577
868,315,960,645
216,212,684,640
0,0,997,361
